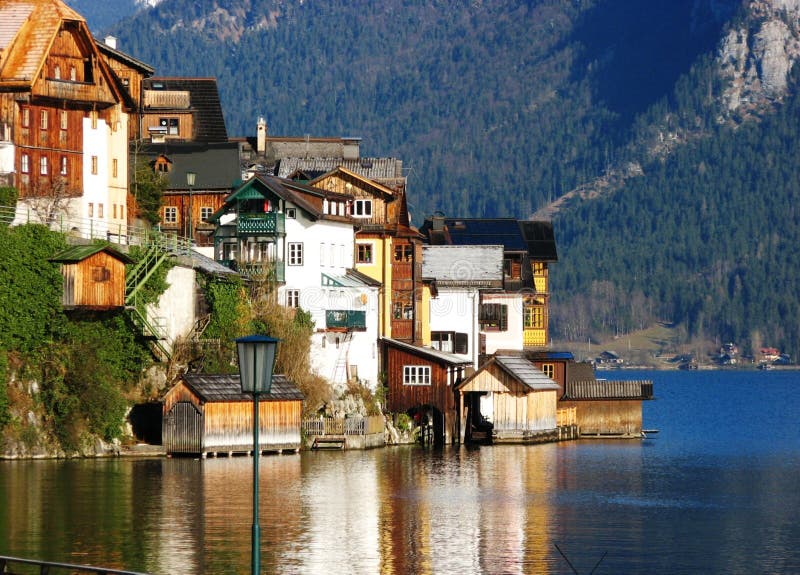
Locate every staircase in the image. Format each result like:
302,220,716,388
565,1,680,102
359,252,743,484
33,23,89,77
124,243,173,362
330,331,353,385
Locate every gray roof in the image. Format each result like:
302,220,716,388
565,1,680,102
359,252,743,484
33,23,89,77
382,338,472,366
422,245,504,286
181,374,303,402
174,250,239,276
277,157,404,182
137,141,241,191
494,356,560,391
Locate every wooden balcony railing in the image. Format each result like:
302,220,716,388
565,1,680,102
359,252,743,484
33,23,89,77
326,310,367,330
236,212,285,235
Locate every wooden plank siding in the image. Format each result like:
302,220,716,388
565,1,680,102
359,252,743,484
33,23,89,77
162,378,303,456
60,251,127,308
560,399,644,437
384,347,457,415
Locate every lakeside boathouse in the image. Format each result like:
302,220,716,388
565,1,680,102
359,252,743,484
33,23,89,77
162,374,303,457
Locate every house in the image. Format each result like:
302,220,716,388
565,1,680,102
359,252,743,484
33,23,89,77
381,338,472,445
420,217,558,355
0,0,135,238
135,140,241,251
162,373,303,457
594,350,624,368
141,77,228,144
560,377,653,438
423,244,505,369
50,244,133,309
456,355,561,444
208,174,381,390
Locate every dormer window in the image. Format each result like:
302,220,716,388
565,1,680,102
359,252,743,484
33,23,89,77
353,199,372,218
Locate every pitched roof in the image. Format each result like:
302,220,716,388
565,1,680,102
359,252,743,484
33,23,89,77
144,77,228,142
181,373,304,402
457,355,559,392
382,338,472,366
421,217,558,261
422,245,504,286
50,244,134,264
277,157,405,185
0,0,119,100
493,356,560,391
137,141,241,190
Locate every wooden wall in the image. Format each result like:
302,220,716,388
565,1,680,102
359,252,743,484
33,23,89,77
60,251,127,308
384,347,456,415
560,399,643,437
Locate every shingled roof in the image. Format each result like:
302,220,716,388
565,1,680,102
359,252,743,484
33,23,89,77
144,77,228,142
181,373,304,402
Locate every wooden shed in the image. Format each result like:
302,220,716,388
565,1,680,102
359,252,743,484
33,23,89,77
50,244,133,309
162,373,304,457
561,378,653,438
457,355,560,444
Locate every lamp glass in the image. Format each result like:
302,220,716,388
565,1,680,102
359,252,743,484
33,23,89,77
186,171,196,187
236,335,278,394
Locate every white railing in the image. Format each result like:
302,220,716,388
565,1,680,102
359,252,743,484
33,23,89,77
0,203,194,255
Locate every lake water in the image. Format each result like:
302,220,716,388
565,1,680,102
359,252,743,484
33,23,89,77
2,369,800,574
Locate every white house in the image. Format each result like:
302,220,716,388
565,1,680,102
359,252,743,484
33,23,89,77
423,245,504,369
209,175,380,390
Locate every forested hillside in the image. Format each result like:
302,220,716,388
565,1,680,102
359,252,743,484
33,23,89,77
98,0,800,356
106,0,729,219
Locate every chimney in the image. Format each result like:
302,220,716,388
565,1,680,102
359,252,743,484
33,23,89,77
104,36,117,50
257,117,267,155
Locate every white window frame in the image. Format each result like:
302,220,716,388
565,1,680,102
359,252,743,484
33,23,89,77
288,242,303,266
286,289,300,308
353,199,372,218
39,156,48,175
200,206,213,222
403,365,431,386
285,207,296,219
164,206,177,224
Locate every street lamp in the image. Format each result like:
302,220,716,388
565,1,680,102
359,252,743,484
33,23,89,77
236,334,279,575
186,171,196,243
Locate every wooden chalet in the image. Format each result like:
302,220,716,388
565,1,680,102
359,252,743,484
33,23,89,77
308,166,426,344
0,0,129,204
457,355,560,444
381,337,471,445
50,244,133,309
162,373,304,457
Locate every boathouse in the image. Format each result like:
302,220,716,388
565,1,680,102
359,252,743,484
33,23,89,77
162,373,303,456
457,355,561,443
560,378,653,438
50,244,133,309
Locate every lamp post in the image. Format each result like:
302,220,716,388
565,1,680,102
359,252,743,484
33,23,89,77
186,171,196,244
236,334,279,575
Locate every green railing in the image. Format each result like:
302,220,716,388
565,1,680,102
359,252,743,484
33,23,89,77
237,212,285,235
220,259,285,282
326,310,367,330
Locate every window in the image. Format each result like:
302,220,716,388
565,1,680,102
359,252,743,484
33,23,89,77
88,203,94,218
39,156,48,175
393,301,413,320
60,156,68,175
91,267,110,282
98,203,104,218
20,154,29,173
21,107,30,128
431,332,469,354
288,243,303,266
356,243,373,264
200,207,212,222
40,110,48,130
69,66,76,81
524,305,545,329
159,118,179,135
532,262,545,275
164,206,177,224
90,111,97,130
112,158,118,178
403,366,431,386
285,208,296,219
352,199,372,218
480,303,508,331
91,155,98,175
286,289,300,308
541,363,555,379
60,110,68,130
113,204,117,219
53,65,61,79
394,244,413,262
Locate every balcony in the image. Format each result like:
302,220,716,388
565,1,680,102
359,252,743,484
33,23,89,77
236,212,285,236
326,310,367,331
220,259,285,282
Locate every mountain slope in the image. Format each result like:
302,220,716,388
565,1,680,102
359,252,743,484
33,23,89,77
106,0,730,219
